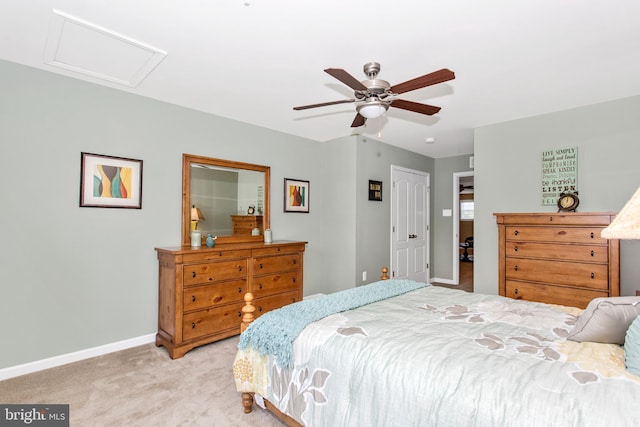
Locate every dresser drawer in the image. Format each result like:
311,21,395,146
252,271,300,297
505,241,609,263
183,259,247,286
253,253,302,275
253,290,300,318
183,279,247,312
504,226,607,244
182,249,252,263
505,258,609,290
505,281,607,309
182,302,245,341
252,244,306,257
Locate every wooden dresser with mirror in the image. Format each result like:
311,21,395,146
155,154,306,359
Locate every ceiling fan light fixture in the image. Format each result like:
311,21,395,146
357,101,388,119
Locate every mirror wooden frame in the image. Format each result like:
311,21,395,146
181,154,270,246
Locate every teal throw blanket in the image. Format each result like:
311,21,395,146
238,279,429,368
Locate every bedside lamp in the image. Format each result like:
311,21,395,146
191,205,205,232
601,186,640,239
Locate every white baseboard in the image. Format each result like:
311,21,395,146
0,333,156,381
430,277,457,285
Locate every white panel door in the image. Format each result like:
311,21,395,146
391,167,430,282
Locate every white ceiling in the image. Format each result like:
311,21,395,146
2,1,640,158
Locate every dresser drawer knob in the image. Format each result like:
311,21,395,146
514,246,518,252
192,272,196,278
237,311,242,317
591,273,595,279
549,216,553,222
292,297,296,303
238,266,243,272
258,306,263,312
292,278,296,283
591,250,595,257
590,232,595,239
514,230,519,236
514,288,519,295
191,322,196,329
292,259,297,265
219,251,223,256
238,287,242,293
259,283,263,289
514,265,518,271
192,295,196,302
259,263,263,269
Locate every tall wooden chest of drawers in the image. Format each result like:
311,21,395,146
155,240,305,359
494,213,619,308
231,215,264,235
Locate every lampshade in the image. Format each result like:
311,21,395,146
191,205,205,221
357,101,388,119
601,185,640,239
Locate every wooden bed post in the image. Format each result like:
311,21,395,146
380,267,389,280
242,392,254,414
241,292,255,333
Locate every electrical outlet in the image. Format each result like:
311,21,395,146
362,271,367,281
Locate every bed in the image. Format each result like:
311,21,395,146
233,278,640,426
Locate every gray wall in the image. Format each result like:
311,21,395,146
432,155,474,280
0,59,437,369
474,95,640,297
355,136,435,285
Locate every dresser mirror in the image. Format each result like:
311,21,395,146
182,154,270,246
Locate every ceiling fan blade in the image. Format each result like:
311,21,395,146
390,68,455,94
293,99,356,110
351,113,366,127
391,99,441,115
325,68,368,91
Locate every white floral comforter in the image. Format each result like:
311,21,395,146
234,286,640,426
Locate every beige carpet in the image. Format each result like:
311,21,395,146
0,336,285,426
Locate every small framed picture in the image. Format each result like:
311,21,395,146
80,152,143,208
369,180,382,201
284,178,309,213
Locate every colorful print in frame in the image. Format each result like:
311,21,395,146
80,152,143,208
284,178,309,213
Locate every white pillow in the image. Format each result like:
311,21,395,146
567,296,640,344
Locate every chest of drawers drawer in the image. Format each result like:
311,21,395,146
505,281,608,308
253,253,301,275
252,271,300,298
505,258,609,290
505,241,609,262
183,279,247,312
183,259,247,286
182,301,245,341
505,226,607,244
252,290,301,318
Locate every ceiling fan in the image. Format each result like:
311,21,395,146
293,62,455,128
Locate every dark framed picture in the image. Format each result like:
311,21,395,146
284,178,309,213
80,152,143,208
369,180,382,201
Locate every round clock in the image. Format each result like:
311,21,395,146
557,191,579,212
247,205,255,215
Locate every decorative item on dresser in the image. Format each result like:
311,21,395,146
494,212,620,308
155,240,306,359
231,215,264,235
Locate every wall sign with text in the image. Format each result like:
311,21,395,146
541,146,578,205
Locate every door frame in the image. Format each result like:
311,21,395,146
452,171,474,285
390,165,430,281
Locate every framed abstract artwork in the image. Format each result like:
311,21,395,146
284,178,309,213
80,152,143,208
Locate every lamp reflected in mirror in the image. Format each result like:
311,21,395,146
191,205,205,232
